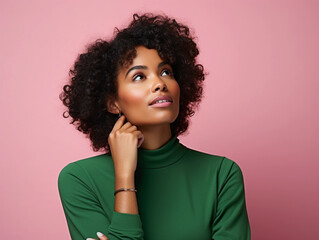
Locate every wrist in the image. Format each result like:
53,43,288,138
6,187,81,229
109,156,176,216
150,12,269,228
114,187,137,196
115,171,135,179
115,173,135,189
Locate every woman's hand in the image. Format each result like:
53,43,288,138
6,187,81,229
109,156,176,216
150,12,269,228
108,114,144,177
86,231,109,240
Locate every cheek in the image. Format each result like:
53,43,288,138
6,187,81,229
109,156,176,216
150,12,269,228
119,87,146,106
171,82,180,99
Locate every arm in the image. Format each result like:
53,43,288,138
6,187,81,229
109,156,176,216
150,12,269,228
58,162,144,240
114,173,139,214
211,158,251,240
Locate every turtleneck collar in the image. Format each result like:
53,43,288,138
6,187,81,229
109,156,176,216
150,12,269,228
136,134,187,169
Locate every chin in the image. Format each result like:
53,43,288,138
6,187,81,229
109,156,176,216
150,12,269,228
133,117,174,127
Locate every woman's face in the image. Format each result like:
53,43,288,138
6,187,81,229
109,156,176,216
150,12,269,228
111,45,180,127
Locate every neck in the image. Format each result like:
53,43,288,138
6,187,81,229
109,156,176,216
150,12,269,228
136,133,186,169
138,123,172,150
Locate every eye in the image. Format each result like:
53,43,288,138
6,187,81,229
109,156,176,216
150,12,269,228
132,73,145,81
161,69,173,77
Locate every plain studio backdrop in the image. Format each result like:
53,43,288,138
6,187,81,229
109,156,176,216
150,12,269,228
0,0,318,239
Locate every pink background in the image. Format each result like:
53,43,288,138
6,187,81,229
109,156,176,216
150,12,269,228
1,0,318,239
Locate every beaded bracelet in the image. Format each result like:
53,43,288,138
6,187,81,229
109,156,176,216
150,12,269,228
114,188,137,196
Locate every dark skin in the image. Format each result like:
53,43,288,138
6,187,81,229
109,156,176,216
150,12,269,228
108,45,180,150
88,46,180,239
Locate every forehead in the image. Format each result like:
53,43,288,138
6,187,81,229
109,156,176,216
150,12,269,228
131,46,163,65
117,46,164,73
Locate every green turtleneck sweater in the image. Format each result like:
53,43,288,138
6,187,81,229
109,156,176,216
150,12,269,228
58,135,250,240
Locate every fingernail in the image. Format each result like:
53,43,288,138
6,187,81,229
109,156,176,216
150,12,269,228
86,238,95,240
97,232,104,237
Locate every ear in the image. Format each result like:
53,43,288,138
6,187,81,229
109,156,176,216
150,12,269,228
106,97,121,115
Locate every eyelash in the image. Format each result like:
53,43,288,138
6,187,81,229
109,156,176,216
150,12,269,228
132,69,174,81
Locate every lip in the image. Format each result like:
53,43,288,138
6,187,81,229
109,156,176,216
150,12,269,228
150,101,172,108
149,95,173,105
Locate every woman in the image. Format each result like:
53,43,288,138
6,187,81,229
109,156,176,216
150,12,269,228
58,13,251,240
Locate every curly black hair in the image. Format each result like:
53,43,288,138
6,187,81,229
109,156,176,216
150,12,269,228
59,13,206,154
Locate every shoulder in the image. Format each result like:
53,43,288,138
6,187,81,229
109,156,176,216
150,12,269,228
59,153,112,172
181,144,243,178
218,156,243,182
182,144,238,169
182,145,224,163
58,153,114,185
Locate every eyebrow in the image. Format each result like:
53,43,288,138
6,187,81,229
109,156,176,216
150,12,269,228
125,61,169,79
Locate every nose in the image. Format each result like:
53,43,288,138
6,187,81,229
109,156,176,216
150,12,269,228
151,75,167,92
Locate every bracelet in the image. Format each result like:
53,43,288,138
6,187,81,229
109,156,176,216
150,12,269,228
114,188,137,196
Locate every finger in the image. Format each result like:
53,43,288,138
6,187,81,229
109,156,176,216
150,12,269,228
111,115,126,132
137,134,144,148
134,130,144,139
86,238,96,240
97,232,109,240
119,121,133,131
134,131,144,148
126,125,138,133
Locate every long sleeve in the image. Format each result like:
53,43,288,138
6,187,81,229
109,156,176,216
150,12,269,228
58,162,144,240
211,158,251,240
58,139,251,240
